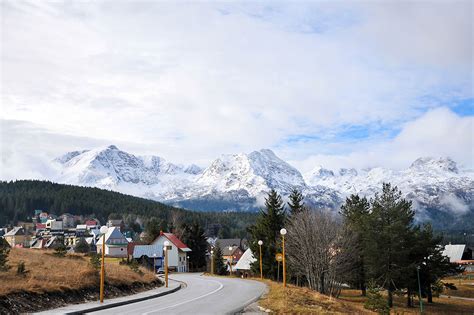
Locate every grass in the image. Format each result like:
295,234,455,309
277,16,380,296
258,280,474,314
0,248,156,296
442,276,474,298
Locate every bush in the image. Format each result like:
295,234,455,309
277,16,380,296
129,259,144,276
89,253,101,270
431,280,444,297
0,238,10,272
364,280,389,315
74,238,90,254
16,261,29,277
54,242,67,257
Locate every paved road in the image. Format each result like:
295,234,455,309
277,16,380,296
91,273,267,315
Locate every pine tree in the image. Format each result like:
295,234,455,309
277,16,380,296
0,238,11,272
340,194,370,296
181,222,208,270
213,242,227,275
364,183,415,308
54,239,68,257
74,237,90,253
249,189,286,280
288,189,305,214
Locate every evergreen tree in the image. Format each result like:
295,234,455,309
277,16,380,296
364,183,415,308
144,217,165,243
288,189,305,214
74,237,90,253
213,242,227,275
340,194,370,295
181,222,208,270
0,237,11,272
249,189,286,280
54,239,67,257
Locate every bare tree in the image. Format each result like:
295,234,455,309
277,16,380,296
286,209,356,297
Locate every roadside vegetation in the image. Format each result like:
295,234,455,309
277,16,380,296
0,248,156,296
248,184,467,313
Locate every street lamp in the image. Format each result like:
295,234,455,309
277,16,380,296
187,255,190,272
164,240,170,287
258,240,263,280
228,246,233,275
416,265,424,314
153,253,157,274
210,249,214,275
99,225,108,303
280,228,287,287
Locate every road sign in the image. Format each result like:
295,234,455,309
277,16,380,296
275,253,283,262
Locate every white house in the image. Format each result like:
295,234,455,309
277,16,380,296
151,232,191,272
234,248,257,272
96,227,129,257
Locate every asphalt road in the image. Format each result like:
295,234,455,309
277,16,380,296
90,273,267,315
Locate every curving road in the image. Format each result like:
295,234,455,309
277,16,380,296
90,273,267,315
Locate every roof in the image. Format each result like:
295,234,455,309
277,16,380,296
222,246,241,257
442,244,467,262
235,248,257,270
216,239,248,253
153,232,191,252
96,227,129,245
133,244,163,259
4,227,25,237
36,223,46,230
85,220,99,226
76,224,87,230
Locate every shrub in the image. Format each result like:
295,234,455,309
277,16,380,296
89,253,101,270
16,261,29,277
364,280,389,315
74,238,90,254
54,243,67,257
0,238,10,272
129,259,144,276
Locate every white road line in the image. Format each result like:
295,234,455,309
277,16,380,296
140,277,224,315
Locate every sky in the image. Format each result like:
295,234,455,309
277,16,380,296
1,0,473,180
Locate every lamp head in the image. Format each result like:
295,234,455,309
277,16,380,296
228,246,233,251
258,240,263,246
280,228,287,235
164,240,170,247
210,250,214,254
100,226,108,234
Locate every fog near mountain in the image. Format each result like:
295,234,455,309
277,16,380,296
49,145,473,227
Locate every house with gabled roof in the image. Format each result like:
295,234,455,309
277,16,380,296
96,227,129,257
151,232,191,272
3,227,27,247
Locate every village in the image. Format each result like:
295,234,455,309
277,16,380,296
0,210,259,276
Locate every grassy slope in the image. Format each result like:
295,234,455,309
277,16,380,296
0,248,156,296
259,279,474,314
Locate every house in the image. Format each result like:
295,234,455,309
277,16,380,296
234,248,257,276
132,244,163,270
107,219,125,231
96,227,129,257
85,219,100,230
45,219,64,231
215,239,245,265
442,244,474,273
3,227,27,247
442,244,473,262
151,232,191,272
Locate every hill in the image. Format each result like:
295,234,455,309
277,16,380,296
0,180,257,238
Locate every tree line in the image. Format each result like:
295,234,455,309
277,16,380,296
248,184,461,312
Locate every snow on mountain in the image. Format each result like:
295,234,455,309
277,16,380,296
51,146,473,222
305,156,474,219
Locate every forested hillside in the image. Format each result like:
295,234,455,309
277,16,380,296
0,180,257,238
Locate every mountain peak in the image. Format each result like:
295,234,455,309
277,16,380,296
410,157,458,173
106,145,119,151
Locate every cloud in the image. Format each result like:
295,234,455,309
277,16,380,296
1,1,472,175
291,108,474,172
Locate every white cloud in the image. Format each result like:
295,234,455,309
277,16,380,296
291,108,474,172
1,1,472,176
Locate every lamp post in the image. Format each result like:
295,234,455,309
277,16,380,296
258,240,263,280
153,253,157,274
416,265,424,314
187,255,190,272
280,228,287,287
99,225,108,303
164,240,170,288
228,246,233,275
210,249,214,275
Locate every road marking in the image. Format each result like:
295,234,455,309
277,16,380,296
141,277,224,315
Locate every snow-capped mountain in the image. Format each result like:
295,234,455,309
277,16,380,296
51,145,473,227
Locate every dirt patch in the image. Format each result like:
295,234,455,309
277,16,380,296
0,279,161,314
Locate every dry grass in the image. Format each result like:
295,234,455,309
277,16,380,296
0,248,156,296
442,276,474,299
339,288,474,315
258,280,474,314
258,280,372,314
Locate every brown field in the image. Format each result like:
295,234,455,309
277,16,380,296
442,276,474,299
0,248,156,296
258,280,474,314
